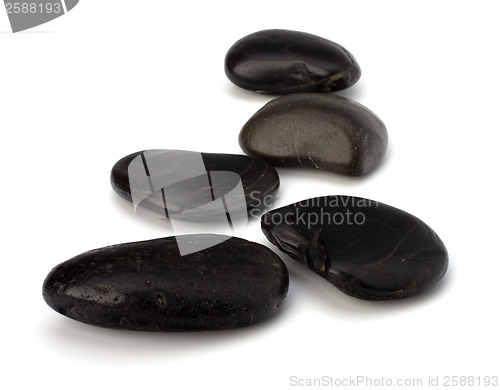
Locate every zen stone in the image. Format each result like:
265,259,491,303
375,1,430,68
239,93,388,176
110,149,279,219
224,29,361,94
261,196,448,300
42,235,289,331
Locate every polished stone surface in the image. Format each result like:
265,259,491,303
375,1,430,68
111,149,280,219
43,235,289,331
225,29,361,94
239,94,388,176
261,196,448,300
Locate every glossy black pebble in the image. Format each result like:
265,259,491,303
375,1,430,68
111,149,280,218
225,29,361,94
261,196,448,300
43,235,289,331
240,94,388,176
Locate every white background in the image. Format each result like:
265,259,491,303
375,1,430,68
1,1,499,389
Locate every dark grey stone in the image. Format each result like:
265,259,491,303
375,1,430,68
239,93,388,176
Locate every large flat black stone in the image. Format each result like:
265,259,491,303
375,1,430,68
43,235,289,331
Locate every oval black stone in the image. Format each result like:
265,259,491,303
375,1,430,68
42,235,289,331
261,196,448,300
239,94,388,176
224,29,361,94
110,149,280,218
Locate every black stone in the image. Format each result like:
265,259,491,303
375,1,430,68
110,150,280,219
43,235,289,331
224,29,361,94
239,94,388,176
261,196,448,300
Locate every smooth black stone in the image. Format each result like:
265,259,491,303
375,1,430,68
43,235,289,331
110,150,280,218
261,196,448,300
224,29,361,94
239,94,388,176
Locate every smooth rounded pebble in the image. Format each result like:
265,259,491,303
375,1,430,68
225,29,361,94
43,235,289,331
239,94,388,176
261,196,448,300
111,149,280,219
